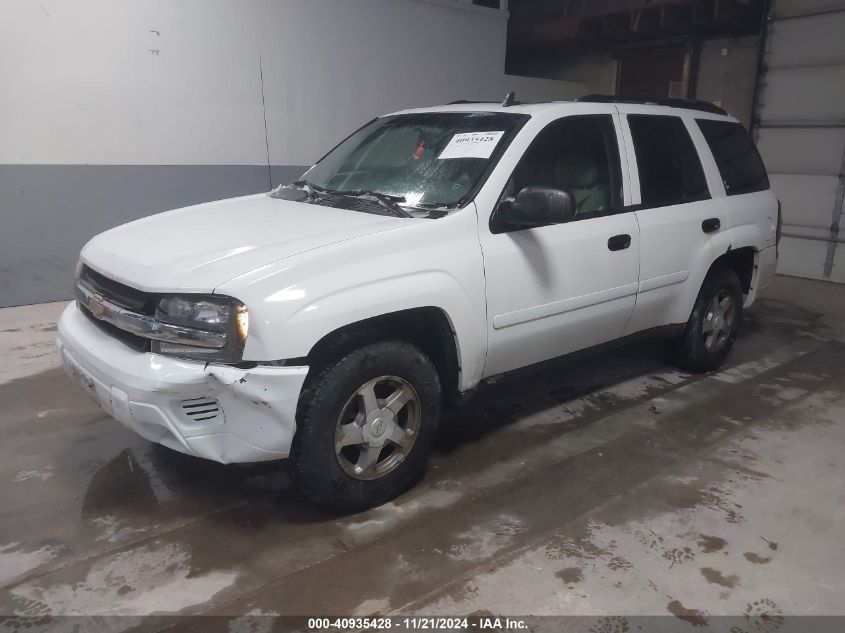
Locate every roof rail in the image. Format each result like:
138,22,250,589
577,94,727,116
447,92,523,107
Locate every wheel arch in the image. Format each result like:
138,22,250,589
707,245,756,296
302,307,463,407
669,244,760,330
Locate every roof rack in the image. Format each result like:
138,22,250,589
576,94,727,115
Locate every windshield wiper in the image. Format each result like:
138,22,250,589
291,179,332,197
289,180,412,218
333,189,412,218
336,189,405,203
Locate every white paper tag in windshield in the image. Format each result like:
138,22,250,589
438,131,505,160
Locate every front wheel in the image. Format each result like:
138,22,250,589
288,341,442,513
667,267,744,373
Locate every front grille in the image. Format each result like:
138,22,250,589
79,304,150,352
80,265,156,313
181,398,224,424
78,265,153,352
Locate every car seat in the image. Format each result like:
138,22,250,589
554,154,608,214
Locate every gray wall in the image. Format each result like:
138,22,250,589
0,165,304,307
695,36,760,128
0,0,584,307
529,54,619,95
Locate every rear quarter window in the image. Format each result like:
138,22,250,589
696,120,770,196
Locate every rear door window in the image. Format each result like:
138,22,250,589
696,119,770,195
627,115,710,208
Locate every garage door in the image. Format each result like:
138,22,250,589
754,0,845,281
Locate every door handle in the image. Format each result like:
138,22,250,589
702,218,721,233
607,234,631,251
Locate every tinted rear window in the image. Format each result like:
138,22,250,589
628,115,710,208
696,119,770,196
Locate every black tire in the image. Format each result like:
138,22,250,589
667,266,744,373
288,340,442,513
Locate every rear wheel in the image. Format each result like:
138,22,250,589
668,267,743,372
288,340,441,513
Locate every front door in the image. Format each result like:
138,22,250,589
478,113,640,378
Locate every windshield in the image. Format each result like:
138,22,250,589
300,112,529,208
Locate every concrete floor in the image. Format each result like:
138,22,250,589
1,275,844,630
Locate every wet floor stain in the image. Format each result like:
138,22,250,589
696,534,728,553
700,566,739,588
658,481,746,525
10,543,238,616
448,514,526,562
554,566,583,584
743,552,772,564
11,467,54,482
0,542,62,585
545,530,608,561
666,599,708,626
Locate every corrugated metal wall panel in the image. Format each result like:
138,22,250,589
773,0,845,17
761,66,845,122
770,173,840,236
766,12,845,67
757,128,845,175
777,237,830,278
755,1,845,281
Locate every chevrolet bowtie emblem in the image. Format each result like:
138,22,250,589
88,295,106,317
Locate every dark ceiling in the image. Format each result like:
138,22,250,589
507,0,766,71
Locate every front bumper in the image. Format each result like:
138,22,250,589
57,303,309,463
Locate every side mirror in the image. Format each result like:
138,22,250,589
496,187,576,232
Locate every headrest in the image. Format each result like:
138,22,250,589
554,154,599,190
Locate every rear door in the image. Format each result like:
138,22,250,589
696,117,779,287
618,107,729,334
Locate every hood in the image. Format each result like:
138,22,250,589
82,193,408,293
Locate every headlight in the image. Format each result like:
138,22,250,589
156,297,232,332
152,296,249,363
235,303,249,343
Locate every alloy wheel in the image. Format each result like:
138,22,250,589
702,289,736,353
334,375,421,481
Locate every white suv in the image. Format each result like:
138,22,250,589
58,96,779,512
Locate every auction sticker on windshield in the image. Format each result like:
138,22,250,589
438,131,505,160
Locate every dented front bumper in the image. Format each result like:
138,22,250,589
57,303,308,463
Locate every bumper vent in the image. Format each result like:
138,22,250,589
181,398,224,424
